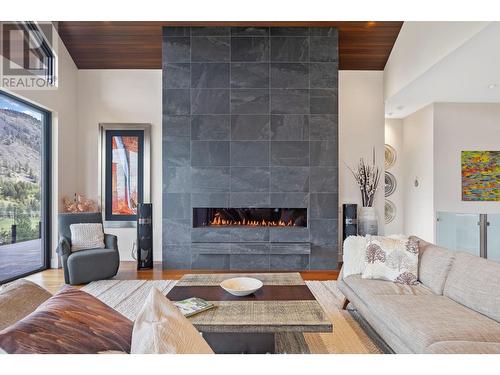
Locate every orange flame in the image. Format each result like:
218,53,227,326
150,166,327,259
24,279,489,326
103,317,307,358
209,213,294,227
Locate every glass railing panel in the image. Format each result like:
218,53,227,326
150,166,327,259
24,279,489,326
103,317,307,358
436,212,480,256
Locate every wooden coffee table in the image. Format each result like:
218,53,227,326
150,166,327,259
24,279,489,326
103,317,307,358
166,273,332,354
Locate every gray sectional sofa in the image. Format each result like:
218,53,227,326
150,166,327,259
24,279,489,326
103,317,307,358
338,236,500,354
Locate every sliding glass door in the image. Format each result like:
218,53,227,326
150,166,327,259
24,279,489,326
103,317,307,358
0,91,50,283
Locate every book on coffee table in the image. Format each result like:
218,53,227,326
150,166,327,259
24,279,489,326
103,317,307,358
173,297,215,317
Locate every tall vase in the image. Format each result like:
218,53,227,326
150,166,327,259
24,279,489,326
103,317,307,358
358,206,378,236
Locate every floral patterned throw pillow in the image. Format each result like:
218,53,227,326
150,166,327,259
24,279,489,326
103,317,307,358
361,236,419,285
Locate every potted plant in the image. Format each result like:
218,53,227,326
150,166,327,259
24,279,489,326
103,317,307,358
347,149,381,236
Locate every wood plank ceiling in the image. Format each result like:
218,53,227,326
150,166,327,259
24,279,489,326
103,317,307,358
57,21,403,70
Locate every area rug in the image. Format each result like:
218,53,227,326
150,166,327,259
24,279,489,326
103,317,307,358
82,279,381,354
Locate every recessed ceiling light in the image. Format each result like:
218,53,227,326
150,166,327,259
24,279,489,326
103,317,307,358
396,105,405,110
488,84,497,89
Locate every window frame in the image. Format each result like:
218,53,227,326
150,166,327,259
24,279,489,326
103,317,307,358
0,90,51,284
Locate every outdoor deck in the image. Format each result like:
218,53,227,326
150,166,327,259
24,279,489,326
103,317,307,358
0,239,43,282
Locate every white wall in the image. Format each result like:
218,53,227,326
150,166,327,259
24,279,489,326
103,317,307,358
76,70,162,261
384,22,489,100
339,71,385,237
401,105,434,241
384,118,404,234
0,28,79,266
434,103,500,214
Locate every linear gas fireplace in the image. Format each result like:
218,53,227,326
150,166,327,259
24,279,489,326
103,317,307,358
193,208,307,228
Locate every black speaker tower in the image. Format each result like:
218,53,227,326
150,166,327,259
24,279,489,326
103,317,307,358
342,203,358,241
137,203,153,270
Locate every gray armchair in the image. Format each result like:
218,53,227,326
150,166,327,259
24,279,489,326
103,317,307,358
57,212,120,285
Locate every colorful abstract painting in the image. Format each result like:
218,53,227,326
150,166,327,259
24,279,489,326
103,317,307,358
462,151,500,201
111,136,139,215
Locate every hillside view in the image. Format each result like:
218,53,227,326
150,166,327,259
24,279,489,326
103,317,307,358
0,101,42,245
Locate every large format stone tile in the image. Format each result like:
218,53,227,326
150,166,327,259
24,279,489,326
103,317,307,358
230,254,270,270
270,89,309,114
163,219,191,244
310,219,338,245
310,141,337,166
191,115,230,140
270,227,310,242
310,193,338,219
310,37,338,62
191,27,230,36
163,37,190,63
192,254,231,269
163,193,191,219
163,63,191,88
191,167,230,192
191,63,230,88
270,167,309,192
231,37,270,62
230,243,270,254
230,228,270,242
270,115,309,140
231,63,269,89
309,245,338,270
164,166,191,193
231,27,269,37
270,37,309,62
309,114,337,140
310,167,338,192
270,193,309,207
310,63,338,88
270,141,309,166
270,63,309,88
163,245,191,269
229,193,270,207
191,36,230,62
231,115,270,140
230,141,270,167
163,89,190,115
310,88,338,114
231,89,270,114
191,243,232,254
270,243,311,255
191,193,230,207
270,254,310,270
191,141,230,167
230,167,270,192
270,27,309,36
163,140,190,166
191,228,231,243
163,115,190,141
163,27,190,37
310,27,337,37
191,89,230,114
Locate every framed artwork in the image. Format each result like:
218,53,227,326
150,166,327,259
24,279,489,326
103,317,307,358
99,124,151,226
462,151,500,201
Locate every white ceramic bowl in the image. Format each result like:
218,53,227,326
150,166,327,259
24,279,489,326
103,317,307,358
220,277,263,297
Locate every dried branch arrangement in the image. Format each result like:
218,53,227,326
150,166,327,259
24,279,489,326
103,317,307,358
347,148,381,207
62,194,99,213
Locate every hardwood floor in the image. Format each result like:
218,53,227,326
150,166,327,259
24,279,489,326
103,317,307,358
25,261,339,294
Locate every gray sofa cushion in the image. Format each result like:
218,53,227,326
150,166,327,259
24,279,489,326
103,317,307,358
443,251,500,323
410,236,455,295
425,341,500,354
344,274,434,305
367,294,500,353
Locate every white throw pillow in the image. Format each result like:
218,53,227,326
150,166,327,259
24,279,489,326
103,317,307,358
362,235,419,285
69,223,105,252
342,236,368,278
131,288,214,354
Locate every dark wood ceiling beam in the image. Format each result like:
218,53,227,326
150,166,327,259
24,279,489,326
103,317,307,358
57,21,402,70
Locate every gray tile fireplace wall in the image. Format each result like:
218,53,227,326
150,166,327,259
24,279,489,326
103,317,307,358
162,26,338,270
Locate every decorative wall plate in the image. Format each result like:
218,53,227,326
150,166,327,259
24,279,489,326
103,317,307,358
385,200,396,224
385,171,397,197
385,144,397,169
